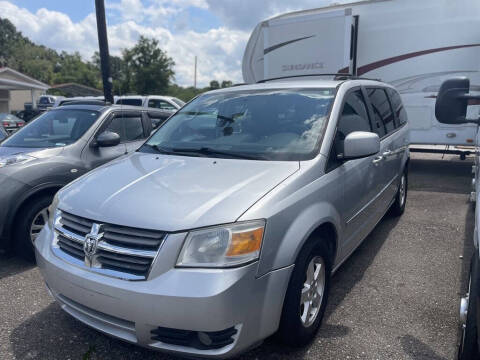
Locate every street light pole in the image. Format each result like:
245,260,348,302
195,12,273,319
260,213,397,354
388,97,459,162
194,56,197,89
95,0,114,104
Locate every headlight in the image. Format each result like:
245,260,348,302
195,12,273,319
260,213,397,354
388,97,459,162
47,193,60,229
177,220,265,268
0,154,35,168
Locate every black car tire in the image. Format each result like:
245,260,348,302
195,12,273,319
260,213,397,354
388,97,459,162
459,255,480,360
391,168,408,217
277,238,331,347
14,195,53,262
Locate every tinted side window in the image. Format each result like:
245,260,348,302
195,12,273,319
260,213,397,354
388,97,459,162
387,88,408,126
107,115,145,142
327,90,371,171
147,112,170,129
367,88,395,137
337,90,371,139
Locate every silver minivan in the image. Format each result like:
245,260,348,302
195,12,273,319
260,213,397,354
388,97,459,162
35,78,409,358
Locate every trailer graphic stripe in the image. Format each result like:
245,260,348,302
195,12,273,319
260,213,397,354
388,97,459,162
338,44,480,75
264,35,315,55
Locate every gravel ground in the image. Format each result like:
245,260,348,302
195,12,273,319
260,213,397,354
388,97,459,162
0,152,475,360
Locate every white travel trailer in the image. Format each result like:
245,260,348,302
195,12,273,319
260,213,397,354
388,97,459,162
242,0,480,148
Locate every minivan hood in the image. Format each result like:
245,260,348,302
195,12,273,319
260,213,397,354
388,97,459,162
59,152,299,232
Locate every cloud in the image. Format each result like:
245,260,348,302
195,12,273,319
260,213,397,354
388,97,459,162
106,0,208,26
0,1,247,86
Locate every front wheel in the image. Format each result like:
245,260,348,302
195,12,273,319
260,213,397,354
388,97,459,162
459,256,479,360
14,195,53,261
277,239,331,347
391,169,408,216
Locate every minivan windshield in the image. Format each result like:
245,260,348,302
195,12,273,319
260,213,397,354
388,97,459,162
141,88,335,161
1,109,100,148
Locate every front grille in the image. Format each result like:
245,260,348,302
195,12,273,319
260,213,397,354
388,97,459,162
53,211,166,280
150,326,238,350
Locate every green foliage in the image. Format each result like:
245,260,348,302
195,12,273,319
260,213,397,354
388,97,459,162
167,84,209,102
123,36,175,95
0,18,233,102
221,80,233,88
209,80,220,90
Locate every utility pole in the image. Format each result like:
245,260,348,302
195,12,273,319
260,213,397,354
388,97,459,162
95,0,114,103
194,56,197,88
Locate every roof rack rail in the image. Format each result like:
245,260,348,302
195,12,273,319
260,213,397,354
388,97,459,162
256,73,382,83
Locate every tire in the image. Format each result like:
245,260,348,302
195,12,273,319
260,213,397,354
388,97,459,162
277,238,332,347
14,195,53,262
459,256,479,360
391,168,408,217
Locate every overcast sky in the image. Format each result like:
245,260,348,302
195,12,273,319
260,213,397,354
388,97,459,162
1,0,352,87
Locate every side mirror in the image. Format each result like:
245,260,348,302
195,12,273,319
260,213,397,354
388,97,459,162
342,131,380,160
435,77,471,124
96,131,121,147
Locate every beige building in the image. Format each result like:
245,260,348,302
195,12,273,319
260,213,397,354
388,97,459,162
0,67,49,113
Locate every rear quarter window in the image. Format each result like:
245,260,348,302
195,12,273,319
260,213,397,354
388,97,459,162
387,88,408,127
366,88,395,137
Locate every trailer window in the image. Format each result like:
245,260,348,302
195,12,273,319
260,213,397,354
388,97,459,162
387,88,408,127
367,88,395,137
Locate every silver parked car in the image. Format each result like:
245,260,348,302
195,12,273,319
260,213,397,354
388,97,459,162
35,78,409,358
0,113,25,133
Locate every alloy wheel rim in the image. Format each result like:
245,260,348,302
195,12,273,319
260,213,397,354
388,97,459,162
300,256,325,327
399,174,406,207
30,207,49,244
460,275,472,353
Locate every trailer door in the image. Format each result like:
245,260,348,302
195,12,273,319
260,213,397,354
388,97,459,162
261,9,356,81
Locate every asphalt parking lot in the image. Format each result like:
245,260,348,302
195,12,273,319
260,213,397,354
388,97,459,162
0,152,475,360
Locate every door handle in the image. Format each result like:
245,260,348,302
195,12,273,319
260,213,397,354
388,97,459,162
372,156,383,165
383,150,392,157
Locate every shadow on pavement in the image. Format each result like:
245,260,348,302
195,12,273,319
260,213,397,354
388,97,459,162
0,253,35,280
409,157,473,194
399,334,447,360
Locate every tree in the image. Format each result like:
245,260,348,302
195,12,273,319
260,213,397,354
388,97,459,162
123,36,175,95
209,80,220,90
221,80,233,88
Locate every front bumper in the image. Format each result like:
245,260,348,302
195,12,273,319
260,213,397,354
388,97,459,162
35,224,293,358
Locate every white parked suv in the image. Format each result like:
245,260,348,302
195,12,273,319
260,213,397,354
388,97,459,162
115,95,185,111
36,77,409,358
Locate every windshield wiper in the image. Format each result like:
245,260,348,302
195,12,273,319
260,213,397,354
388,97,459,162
145,144,186,156
171,147,264,160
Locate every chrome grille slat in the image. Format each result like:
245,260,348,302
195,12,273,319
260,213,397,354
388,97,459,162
53,210,165,280
97,257,150,274
102,232,161,249
97,250,152,266
57,236,85,260
103,225,163,239
59,217,91,235
61,211,93,228
58,234,83,251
